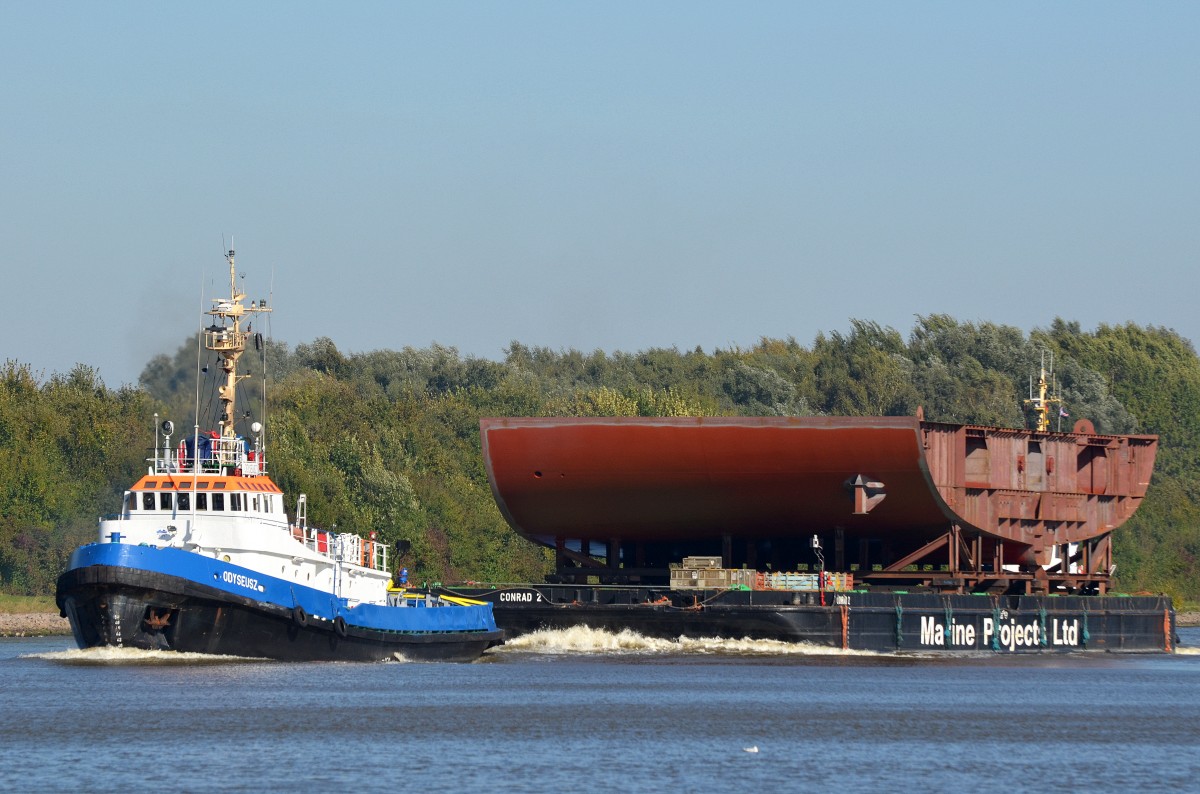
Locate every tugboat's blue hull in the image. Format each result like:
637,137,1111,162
56,545,503,662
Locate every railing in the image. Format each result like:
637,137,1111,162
204,328,248,353
288,525,389,572
148,439,268,477
339,533,390,572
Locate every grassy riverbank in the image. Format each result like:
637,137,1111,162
0,595,56,614
0,595,68,636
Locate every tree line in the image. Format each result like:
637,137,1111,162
4,315,1199,602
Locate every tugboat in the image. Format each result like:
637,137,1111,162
56,249,503,662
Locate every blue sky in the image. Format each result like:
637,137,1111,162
3,3,1197,387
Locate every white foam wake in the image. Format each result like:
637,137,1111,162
497,625,879,656
24,646,269,665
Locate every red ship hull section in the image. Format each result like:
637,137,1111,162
480,417,1157,552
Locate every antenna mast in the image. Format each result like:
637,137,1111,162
204,248,272,441
1024,350,1063,432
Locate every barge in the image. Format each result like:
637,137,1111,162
448,396,1175,653
443,583,1174,653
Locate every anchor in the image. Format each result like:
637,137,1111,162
144,609,173,630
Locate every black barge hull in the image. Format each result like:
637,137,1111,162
57,565,503,663
442,585,1177,653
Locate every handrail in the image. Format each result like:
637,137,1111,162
148,443,268,477
287,524,389,572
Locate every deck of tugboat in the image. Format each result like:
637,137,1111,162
110,429,389,568
84,432,407,618
118,471,390,571
72,439,504,634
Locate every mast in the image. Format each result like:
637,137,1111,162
1024,350,1063,432
204,248,271,442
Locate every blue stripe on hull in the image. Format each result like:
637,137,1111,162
65,543,497,634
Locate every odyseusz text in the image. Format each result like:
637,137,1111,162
222,570,265,593
919,616,1080,650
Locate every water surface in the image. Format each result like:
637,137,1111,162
3,628,1198,793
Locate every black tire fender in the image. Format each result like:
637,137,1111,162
334,615,348,638
293,605,308,628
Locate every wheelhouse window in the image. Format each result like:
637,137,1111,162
212,493,225,511
197,493,208,511
126,493,137,512
142,493,154,510
159,492,173,510
231,493,242,511
178,492,190,511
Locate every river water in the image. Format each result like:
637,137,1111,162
3,627,1199,793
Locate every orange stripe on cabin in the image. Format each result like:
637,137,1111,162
130,475,283,494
